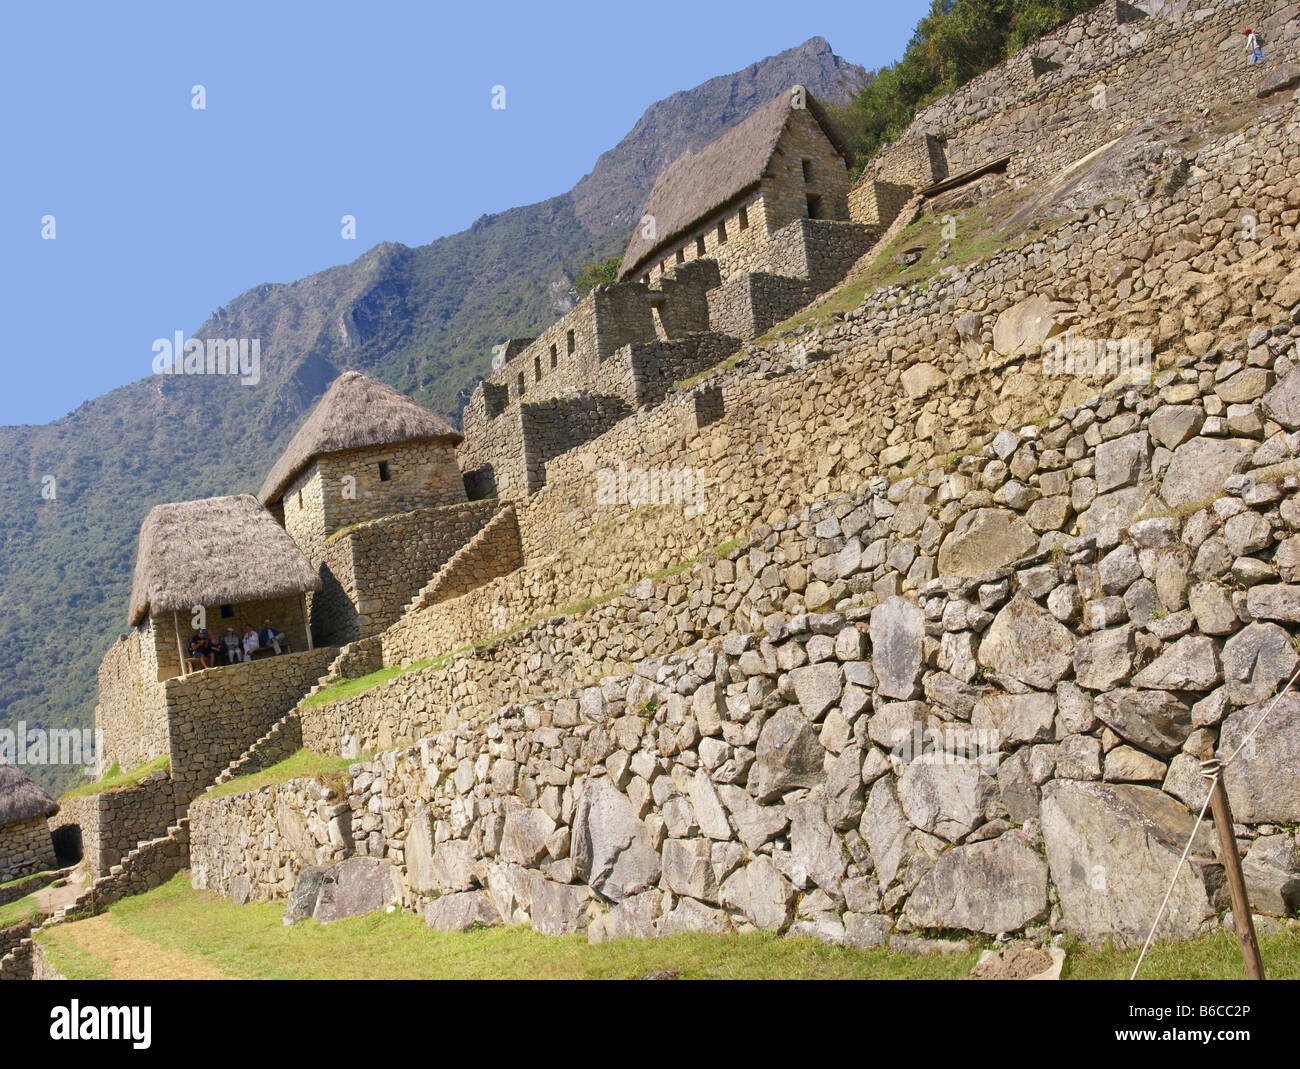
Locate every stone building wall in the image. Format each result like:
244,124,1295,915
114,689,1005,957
0,819,56,884
52,771,176,876
764,219,878,290
283,462,328,564
707,272,813,343
95,627,167,775
309,499,501,645
165,647,337,804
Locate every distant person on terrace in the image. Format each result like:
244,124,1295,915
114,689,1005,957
1246,28,1267,64
242,624,261,659
260,620,283,655
189,628,215,669
223,627,243,664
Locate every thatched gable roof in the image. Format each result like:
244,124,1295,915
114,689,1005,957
127,494,321,626
259,372,462,505
0,763,58,826
619,87,850,281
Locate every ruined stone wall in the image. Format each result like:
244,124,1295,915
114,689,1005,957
849,180,916,226
367,96,1300,687
95,626,167,776
310,499,501,645
707,272,813,338
53,771,176,876
164,647,337,804
0,819,56,884
765,219,878,290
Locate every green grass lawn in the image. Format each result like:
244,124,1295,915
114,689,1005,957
34,872,1300,980
0,892,45,930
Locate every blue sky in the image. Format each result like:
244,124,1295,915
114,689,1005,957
0,0,930,425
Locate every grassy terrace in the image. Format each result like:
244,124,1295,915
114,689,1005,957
33,873,1300,980
59,755,170,801
203,750,358,801
0,891,46,930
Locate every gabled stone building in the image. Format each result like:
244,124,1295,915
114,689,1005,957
259,371,504,645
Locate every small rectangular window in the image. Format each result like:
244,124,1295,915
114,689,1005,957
717,221,728,244
534,354,542,381
378,460,391,482
549,343,558,369
675,248,685,264
696,235,706,256
220,604,233,618
738,206,749,230
566,329,575,355
296,489,302,508
806,194,822,219
801,158,813,183
517,372,525,398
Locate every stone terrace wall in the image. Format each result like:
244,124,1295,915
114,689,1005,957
0,819,56,884
165,648,336,804
52,771,176,876
366,96,1300,685
190,776,352,902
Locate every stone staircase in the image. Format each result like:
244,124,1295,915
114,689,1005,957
399,503,521,616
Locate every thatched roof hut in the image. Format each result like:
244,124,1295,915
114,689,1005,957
127,494,321,627
0,763,58,826
259,372,462,506
619,87,850,282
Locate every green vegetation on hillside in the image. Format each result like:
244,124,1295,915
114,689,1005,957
572,256,623,297
828,0,1101,168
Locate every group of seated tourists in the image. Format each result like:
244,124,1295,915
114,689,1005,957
187,620,285,669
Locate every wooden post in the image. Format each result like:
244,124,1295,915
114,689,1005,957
302,593,313,651
172,610,187,677
1205,757,1265,980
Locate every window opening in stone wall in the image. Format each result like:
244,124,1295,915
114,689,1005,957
534,354,542,381
378,460,391,482
806,194,822,219
717,220,727,245
738,206,748,230
296,489,302,509
566,329,575,355
517,372,525,398
696,235,706,257
220,604,233,618
549,343,558,369
801,158,813,183
676,248,685,264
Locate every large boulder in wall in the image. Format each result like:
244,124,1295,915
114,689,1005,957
1219,694,1300,823
992,295,1072,357
938,508,1039,578
1040,781,1221,948
903,830,1048,935
571,778,660,901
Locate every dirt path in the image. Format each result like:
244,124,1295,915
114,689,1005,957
54,915,230,980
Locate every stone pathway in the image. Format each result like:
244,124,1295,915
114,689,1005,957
46,915,228,980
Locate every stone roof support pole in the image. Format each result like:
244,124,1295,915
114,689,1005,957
301,593,313,651
172,610,187,676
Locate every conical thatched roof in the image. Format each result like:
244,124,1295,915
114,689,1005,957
259,372,462,505
619,87,850,282
127,494,321,626
0,763,58,826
